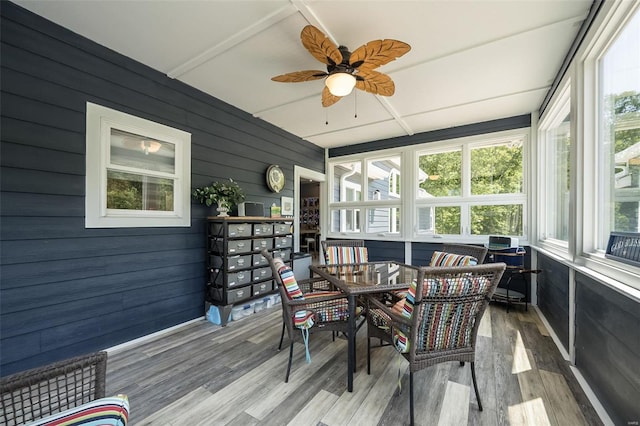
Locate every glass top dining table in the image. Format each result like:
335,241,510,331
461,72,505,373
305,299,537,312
309,261,419,392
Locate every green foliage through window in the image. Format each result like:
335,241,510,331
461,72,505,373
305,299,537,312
471,143,523,195
107,171,174,211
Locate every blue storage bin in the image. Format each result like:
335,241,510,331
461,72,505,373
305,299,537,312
206,305,225,325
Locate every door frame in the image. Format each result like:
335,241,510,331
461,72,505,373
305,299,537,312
294,165,326,253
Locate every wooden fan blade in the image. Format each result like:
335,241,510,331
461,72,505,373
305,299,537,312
322,86,342,107
349,39,411,71
301,25,343,66
271,70,327,83
355,70,395,96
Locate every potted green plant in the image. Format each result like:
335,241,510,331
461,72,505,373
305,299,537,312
192,178,245,216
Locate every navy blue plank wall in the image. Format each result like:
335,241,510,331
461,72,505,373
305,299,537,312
536,254,570,352
0,2,324,376
363,240,404,263
328,114,531,157
574,273,640,426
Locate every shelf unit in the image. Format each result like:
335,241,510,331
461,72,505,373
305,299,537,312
206,217,293,325
301,197,319,228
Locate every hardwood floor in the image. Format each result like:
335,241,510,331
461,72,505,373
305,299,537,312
106,304,602,425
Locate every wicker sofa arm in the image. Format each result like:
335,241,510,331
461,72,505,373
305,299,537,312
1,351,107,425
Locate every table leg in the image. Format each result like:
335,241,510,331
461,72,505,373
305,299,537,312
347,294,356,392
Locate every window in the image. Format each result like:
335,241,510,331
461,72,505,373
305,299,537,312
328,133,527,241
415,133,526,238
367,156,401,200
539,83,571,245
329,153,402,237
596,10,640,249
418,149,461,198
389,169,401,198
86,103,191,228
332,161,361,202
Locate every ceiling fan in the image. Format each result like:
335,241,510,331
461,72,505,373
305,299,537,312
271,25,411,107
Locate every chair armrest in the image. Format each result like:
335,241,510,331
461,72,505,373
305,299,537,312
0,351,107,425
367,296,412,327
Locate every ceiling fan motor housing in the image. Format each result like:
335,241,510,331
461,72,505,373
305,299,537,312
327,45,356,76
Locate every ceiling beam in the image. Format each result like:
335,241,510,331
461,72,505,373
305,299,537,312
167,3,298,79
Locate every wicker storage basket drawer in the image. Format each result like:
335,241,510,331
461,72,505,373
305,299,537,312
252,253,268,266
253,238,274,251
252,266,272,282
210,255,252,271
210,222,252,237
253,280,274,296
274,236,293,249
273,223,291,235
253,223,274,236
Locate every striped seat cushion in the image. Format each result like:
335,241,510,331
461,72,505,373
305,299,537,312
429,251,477,267
27,394,129,426
325,246,368,264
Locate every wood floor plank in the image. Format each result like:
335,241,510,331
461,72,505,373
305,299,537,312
490,305,520,356
136,386,213,426
257,349,349,426
349,351,408,425
245,339,347,421
172,347,292,425
493,352,526,426
141,321,221,357
517,309,550,337
472,335,497,410
539,369,588,426
467,334,498,425
320,341,395,425
516,350,554,426
378,361,451,426
103,305,600,426
512,328,532,374
518,321,566,375
287,390,339,426
438,381,470,426
478,309,492,338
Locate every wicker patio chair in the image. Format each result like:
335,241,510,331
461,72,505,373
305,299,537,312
366,263,506,426
441,243,489,264
263,249,356,383
0,351,107,425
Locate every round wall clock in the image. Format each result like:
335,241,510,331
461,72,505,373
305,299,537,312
266,165,285,193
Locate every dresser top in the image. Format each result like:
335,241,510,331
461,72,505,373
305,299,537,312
206,216,293,222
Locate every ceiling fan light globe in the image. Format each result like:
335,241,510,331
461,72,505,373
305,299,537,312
141,140,162,155
325,73,356,96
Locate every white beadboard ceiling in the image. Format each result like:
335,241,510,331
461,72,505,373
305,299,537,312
14,0,592,149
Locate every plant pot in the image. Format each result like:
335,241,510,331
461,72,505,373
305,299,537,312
216,202,230,217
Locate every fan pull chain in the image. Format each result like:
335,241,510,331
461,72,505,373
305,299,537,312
354,91,358,119
325,107,329,125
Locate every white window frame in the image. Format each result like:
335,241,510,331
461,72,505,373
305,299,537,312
326,130,528,243
537,81,572,256
328,150,404,239
413,129,529,242
85,102,191,228
576,0,640,286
